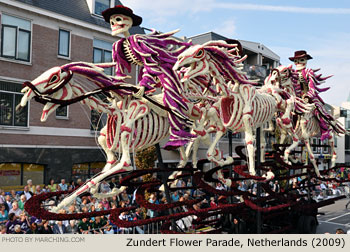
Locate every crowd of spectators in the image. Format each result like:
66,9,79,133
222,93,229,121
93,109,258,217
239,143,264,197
0,170,349,235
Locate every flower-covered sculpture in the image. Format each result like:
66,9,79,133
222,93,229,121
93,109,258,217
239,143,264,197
289,50,346,141
17,62,173,211
266,64,348,176
173,41,298,177
102,5,196,150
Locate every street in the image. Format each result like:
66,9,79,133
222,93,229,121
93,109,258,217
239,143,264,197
316,198,350,234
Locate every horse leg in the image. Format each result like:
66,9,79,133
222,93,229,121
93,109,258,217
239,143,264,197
304,139,320,177
329,133,337,168
191,136,201,169
243,115,256,176
89,125,121,195
261,127,266,163
207,130,226,166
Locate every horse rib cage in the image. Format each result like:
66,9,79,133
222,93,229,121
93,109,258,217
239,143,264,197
106,113,170,152
226,93,276,131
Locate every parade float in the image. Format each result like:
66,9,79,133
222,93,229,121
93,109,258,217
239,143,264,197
17,5,349,234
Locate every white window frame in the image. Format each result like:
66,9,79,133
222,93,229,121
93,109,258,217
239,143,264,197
0,79,30,129
0,12,32,64
57,28,71,59
93,0,113,16
55,105,69,120
93,38,113,75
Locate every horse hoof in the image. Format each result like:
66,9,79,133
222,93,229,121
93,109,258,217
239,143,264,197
51,207,59,213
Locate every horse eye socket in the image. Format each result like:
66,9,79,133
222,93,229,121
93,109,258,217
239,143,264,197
50,75,58,83
196,49,203,57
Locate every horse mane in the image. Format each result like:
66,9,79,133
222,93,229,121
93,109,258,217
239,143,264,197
290,68,332,99
202,40,257,86
61,62,131,96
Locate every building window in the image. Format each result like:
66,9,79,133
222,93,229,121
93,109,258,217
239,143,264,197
0,81,28,127
1,14,31,62
72,162,104,181
56,106,69,119
94,0,111,15
93,39,113,75
91,109,107,131
58,29,70,57
0,163,44,187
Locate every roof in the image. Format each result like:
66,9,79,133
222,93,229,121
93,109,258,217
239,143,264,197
189,31,280,61
12,0,144,34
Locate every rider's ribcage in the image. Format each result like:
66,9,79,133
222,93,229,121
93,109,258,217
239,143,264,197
221,93,277,131
105,113,170,152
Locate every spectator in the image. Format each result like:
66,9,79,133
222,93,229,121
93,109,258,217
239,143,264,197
0,224,6,234
58,179,68,191
0,204,8,225
39,220,53,234
22,186,33,200
78,218,90,234
66,220,78,234
210,197,217,208
109,177,118,189
216,182,225,191
171,191,180,202
5,195,12,211
47,179,57,192
6,213,20,234
103,224,114,234
101,198,110,210
53,221,67,234
14,224,24,234
90,216,105,234
273,181,281,193
0,189,5,205
27,179,35,194
69,180,78,191
18,194,27,211
336,228,345,234
26,223,39,234
100,181,111,193
147,194,158,218
120,190,130,202
77,178,84,188
10,190,20,202
132,208,144,234
9,201,22,217
34,185,43,195
18,213,30,233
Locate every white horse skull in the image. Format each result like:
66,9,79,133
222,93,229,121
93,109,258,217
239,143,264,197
18,67,73,122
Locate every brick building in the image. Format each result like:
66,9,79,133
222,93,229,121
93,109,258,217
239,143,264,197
0,0,143,187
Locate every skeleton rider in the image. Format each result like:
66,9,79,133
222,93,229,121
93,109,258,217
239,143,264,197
101,5,195,150
289,50,345,140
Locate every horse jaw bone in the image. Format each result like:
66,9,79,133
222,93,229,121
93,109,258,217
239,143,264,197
40,85,73,122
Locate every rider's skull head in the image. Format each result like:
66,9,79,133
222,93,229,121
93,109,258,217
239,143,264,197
294,57,308,71
110,14,132,36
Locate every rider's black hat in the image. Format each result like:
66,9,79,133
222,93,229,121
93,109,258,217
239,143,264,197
289,50,313,61
101,5,142,26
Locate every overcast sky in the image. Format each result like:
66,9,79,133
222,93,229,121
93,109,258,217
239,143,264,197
121,0,350,106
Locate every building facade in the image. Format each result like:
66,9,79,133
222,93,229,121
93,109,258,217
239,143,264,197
0,0,143,187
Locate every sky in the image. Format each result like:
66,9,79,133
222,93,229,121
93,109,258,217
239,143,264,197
121,0,350,106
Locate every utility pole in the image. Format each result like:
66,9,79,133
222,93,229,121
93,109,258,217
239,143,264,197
256,127,262,234
155,144,177,232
